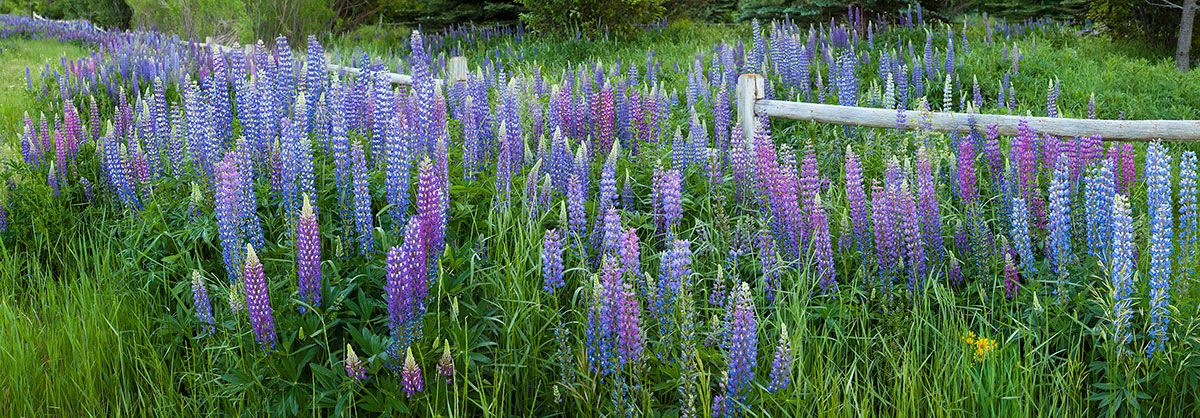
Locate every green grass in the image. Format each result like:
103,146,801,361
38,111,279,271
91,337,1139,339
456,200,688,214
0,38,88,158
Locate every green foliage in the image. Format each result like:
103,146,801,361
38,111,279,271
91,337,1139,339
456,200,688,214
35,0,131,28
517,0,667,35
247,0,336,43
126,0,251,42
383,0,524,28
1089,0,1191,54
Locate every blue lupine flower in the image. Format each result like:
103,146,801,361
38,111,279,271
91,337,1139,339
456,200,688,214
1109,195,1135,359
1086,161,1116,261
1180,152,1198,280
1048,154,1072,296
1145,142,1173,357
722,282,756,416
1011,196,1035,278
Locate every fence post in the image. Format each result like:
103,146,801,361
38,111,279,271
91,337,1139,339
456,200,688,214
448,56,469,83
736,74,765,141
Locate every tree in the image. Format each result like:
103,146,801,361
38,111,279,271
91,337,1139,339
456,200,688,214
1150,0,1199,72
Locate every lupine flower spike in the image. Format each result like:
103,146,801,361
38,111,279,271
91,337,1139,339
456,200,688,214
345,344,366,384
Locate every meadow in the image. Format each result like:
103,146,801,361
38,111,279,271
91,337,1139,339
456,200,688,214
1,9,1200,417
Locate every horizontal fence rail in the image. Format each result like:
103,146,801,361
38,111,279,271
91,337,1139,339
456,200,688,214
736,74,1200,142
189,36,469,87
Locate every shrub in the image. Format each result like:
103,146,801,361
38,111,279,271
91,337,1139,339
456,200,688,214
37,0,132,28
517,0,667,35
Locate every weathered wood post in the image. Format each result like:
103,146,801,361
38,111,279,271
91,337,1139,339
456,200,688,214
448,56,469,83
736,73,766,141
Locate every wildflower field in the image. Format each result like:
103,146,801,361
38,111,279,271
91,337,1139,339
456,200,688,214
2,7,1200,417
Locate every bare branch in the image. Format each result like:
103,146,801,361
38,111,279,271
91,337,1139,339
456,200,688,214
1148,0,1187,9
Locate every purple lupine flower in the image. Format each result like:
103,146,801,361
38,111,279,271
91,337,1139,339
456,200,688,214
1109,194,1135,358
721,282,756,416
899,181,925,297
658,168,683,234
351,141,375,256
401,347,424,398
243,245,276,351
543,228,565,293
1048,155,1073,297
191,270,215,337
799,140,821,249
844,146,870,254
813,194,836,294
437,339,454,384
417,156,445,269
621,228,641,279
297,194,322,312
949,256,964,286
767,325,792,392
1004,251,1020,299
386,215,428,361
984,124,1003,179
600,206,622,258
216,154,244,282
614,280,643,366
916,147,944,264
345,344,366,383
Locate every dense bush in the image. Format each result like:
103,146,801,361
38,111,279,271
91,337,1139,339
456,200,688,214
126,0,250,42
32,0,131,28
517,0,667,34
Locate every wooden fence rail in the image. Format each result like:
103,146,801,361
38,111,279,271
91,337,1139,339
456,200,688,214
735,74,1200,142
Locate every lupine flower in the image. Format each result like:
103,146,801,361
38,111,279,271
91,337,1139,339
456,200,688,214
1085,162,1116,261
351,141,375,256
813,194,836,294
758,227,780,305
949,256,964,287
1011,196,1035,278
1004,250,1020,299
621,228,641,279
1109,194,1135,358
191,270,215,337
243,245,276,351
587,258,620,376
297,194,322,312
722,282,756,416
386,216,428,362
543,228,565,293
614,280,644,366
216,154,244,282
1180,152,1198,282
899,181,925,297
1048,155,1072,297
844,146,870,254
417,156,445,269
767,325,792,392
345,344,366,384
1146,142,1173,357
401,347,424,398
658,168,683,234
916,146,944,263
384,111,412,232
437,339,454,384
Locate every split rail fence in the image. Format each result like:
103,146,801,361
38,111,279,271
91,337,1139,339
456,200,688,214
734,73,1200,142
